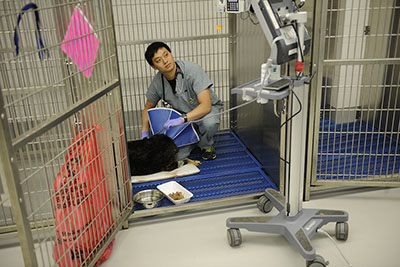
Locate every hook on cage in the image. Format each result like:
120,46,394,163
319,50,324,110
14,2,49,60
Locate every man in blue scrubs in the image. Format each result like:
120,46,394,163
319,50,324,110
141,42,222,160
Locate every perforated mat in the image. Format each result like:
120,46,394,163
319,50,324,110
318,120,400,180
132,131,277,210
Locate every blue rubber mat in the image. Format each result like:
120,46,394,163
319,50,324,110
132,131,277,210
318,120,400,179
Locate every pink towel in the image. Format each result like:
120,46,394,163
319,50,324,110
61,7,99,78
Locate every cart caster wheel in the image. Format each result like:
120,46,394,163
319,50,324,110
257,195,273,213
306,254,328,267
335,222,349,241
227,228,242,247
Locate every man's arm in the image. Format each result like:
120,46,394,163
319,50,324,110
185,88,212,122
141,100,157,132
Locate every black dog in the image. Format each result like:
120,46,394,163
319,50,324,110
128,134,180,175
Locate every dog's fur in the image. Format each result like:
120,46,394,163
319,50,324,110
128,134,200,176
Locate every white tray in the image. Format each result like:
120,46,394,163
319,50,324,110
157,181,193,205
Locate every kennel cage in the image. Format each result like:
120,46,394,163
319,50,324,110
115,0,400,218
2,1,399,264
112,0,282,218
306,0,400,199
0,0,132,266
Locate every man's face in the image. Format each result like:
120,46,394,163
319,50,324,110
151,47,175,73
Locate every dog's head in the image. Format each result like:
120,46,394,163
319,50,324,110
128,134,179,175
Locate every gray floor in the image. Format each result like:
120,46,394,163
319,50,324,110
103,187,400,267
1,187,400,267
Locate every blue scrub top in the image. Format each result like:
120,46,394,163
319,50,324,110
146,60,222,114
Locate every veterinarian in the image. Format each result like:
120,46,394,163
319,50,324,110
140,42,223,161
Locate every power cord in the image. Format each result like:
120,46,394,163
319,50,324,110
293,22,304,64
277,84,303,165
280,88,302,129
317,228,353,267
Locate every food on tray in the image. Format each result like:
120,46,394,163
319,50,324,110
168,191,184,200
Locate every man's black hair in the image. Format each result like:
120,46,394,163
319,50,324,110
145,42,171,66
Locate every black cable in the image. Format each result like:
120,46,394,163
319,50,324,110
279,88,303,166
280,89,302,129
308,71,317,82
292,22,304,63
292,0,297,9
280,157,289,164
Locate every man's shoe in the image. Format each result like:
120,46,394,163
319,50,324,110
201,147,216,160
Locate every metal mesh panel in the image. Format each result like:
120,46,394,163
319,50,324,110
1,0,118,142
112,0,230,140
0,0,132,266
311,0,400,186
15,91,129,266
0,173,14,228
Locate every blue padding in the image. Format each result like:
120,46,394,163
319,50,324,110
173,124,199,147
147,108,199,147
132,131,277,210
318,120,400,179
148,108,172,134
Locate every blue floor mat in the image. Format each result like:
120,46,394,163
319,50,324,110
132,131,277,210
318,120,400,179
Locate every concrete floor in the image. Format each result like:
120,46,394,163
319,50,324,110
1,187,400,267
102,187,400,267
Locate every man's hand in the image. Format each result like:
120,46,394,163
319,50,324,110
141,131,150,139
163,117,184,130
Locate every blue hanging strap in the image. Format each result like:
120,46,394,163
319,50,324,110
14,2,49,60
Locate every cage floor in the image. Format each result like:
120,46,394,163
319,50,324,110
132,131,277,210
318,119,400,179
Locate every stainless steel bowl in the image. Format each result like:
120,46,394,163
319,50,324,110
133,189,164,209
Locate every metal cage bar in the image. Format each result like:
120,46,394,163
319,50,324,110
111,0,230,141
0,0,132,266
307,0,400,195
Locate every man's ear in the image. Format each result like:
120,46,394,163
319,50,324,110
151,65,158,70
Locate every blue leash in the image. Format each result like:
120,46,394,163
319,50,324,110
14,2,49,60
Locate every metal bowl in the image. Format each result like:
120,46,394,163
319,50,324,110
133,189,164,209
